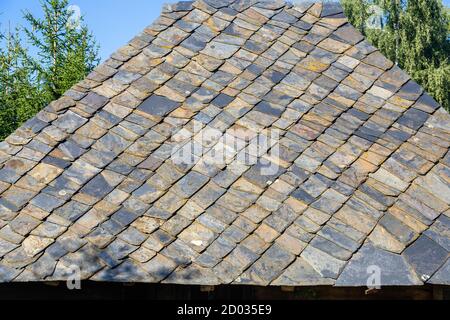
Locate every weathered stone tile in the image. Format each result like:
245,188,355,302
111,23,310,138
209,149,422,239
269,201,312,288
53,111,88,133
403,235,448,281
334,204,377,235
416,172,450,206
202,41,239,59
310,235,352,261
2,186,37,209
191,181,226,209
428,259,450,285
239,234,267,255
362,51,393,70
220,224,247,244
141,229,173,252
397,80,423,101
162,239,199,266
424,216,450,251
368,224,406,253
103,238,138,262
0,263,21,282
217,189,255,212
178,222,216,252
83,226,113,249
31,221,66,239
397,108,429,131
406,184,447,214
95,132,133,156
291,188,316,205
223,244,259,272
333,24,364,45
0,237,18,258
276,233,306,255
164,264,220,285
93,259,148,282
243,160,286,189
172,171,209,198
414,93,440,113
30,193,65,212
195,251,220,268
354,62,384,80
319,224,360,250
273,257,335,286
318,37,351,53
244,243,295,284
370,168,409,192
1,0,449,286
53,200,90,223
336,244,422,286
80,92,109,111
22,235,54,257
138,95,181,117
253,222,279,243
131,183,162,205
153,191,186,214
160,215,190,237
197,212,228,234
129,246,156,263
300,245,346,279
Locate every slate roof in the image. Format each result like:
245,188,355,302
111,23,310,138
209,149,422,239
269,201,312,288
0,0,449,287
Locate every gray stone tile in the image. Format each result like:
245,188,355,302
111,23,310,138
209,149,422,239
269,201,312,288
428,258,450,285
80,174,115,199
310,236,353,261
397,108,429,131
0,263,21,282
202,41,240,59
93,260,148,282
246,243,295,283
301,245,346,279
424,216,450,251
318,225,360,252
80,92,109,110
0,238,18,258
243,160,286,189
397,80,423,101
273,257,335,286
54,200,90,223
173,171,209,198
336,244,423,286
138,95,181,116
30,193,65,212
403,235,448,281
379,213,417,245
53,111,87,133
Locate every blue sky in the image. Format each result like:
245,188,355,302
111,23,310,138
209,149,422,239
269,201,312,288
1,0,450,62
1,0,168,61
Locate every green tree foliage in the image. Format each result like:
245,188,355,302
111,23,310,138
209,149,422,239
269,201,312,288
0,28,46,139
342,0,450,110
0,0,99,139
23,0,99,100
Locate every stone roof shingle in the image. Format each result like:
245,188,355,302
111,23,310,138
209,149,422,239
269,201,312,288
0,0,449,286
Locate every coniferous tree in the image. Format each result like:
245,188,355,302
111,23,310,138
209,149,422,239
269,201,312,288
0,27,45,139
23,0,100,100
0,0,99,139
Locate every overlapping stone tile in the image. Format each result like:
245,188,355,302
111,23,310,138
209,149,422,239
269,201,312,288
0,0,449,287
336,243,422,286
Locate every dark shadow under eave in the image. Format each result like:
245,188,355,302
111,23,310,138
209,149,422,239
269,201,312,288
0,282,447,300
